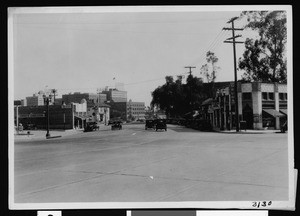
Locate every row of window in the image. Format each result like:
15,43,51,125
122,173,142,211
130,104,144,107
130,112,145,115
242,92,287,101
127,108,145,111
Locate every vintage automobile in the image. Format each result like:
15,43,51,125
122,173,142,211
84,122,99,132
111,121,122,130
23,123,37,130
145,119,155,130
155,119,167,131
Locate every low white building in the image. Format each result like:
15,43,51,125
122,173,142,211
87,103,110,125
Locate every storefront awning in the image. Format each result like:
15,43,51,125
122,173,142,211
192,111,200,118
201,98,214,106
280,109,288,115
263,109,285,117
74,115,89,120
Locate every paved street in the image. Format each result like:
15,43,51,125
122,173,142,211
14,124,289,203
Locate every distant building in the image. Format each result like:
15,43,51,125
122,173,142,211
127,100,145,120
26,91,54,106
62,92,93,105
100,89,127,120
98,93,107,103
106,101,127,121
102,88,127,103
62,92,108,108
54,98,63,105
14,100,22,106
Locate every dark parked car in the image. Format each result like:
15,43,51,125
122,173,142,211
145,120,155,130
155,119,167,131
23,123,37,130
111,121,122,130
84,122,99,132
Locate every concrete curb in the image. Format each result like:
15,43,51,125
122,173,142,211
217,130,284,134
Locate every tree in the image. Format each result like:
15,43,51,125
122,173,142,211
200,51,220,98
151,76,181,117
151,74,207,117
51,89,58,105
238,11,287,83
200,51,220,83
184,74,206,111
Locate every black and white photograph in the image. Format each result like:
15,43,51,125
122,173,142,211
8,6,295,210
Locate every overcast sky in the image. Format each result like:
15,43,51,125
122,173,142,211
10,6,282,106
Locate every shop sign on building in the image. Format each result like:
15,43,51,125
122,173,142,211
19,113,45,118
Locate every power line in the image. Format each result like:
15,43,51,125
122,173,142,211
197,30,231,67
189,30,230,72
15,16,237,26
17,24,223,37
53,73,190,92
188,29,229,68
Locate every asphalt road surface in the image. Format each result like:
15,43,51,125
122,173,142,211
14,124,289,203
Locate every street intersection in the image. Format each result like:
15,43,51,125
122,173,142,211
14,124,289,203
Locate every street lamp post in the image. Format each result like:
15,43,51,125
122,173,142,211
43,94,52,138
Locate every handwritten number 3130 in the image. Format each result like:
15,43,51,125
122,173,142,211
252,201,272,208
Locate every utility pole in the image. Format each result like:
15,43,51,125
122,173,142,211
97,88,102,123
185,66,196,109
185,66,196,76
223,16,243,132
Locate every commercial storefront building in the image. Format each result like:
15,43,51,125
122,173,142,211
202,82,287,130
15,104,74,130
15,99,93,130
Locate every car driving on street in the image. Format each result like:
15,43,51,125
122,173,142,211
155,119,167,131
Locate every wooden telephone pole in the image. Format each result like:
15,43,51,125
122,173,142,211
185,66,196,108
223,17,243,132
185,66,196,76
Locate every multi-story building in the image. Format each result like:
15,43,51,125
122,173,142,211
102,88,127,103
26,91,54,106
62,92,107,107
98,93,107,103
202,82,288,130
54,98,63,105
127,100,145,120
100,89,127,120
14,99,26,106
62,92,92,105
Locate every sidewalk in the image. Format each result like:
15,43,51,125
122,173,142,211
14,123,115,141
218,129,284,134
14,129,83,141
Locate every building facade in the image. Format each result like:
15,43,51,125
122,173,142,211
25,91,55,106
202,82,287,130
87,103,110,125
127,100,145,120
62,92,92,105
102,89,127,103
15,104,74,130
